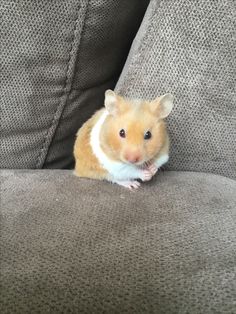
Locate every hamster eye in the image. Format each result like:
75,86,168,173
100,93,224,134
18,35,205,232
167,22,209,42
119,129,126,138
144,131,152,140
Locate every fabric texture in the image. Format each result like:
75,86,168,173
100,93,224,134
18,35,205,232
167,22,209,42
1,0,149,169
116,0,236,179
1,169,236,313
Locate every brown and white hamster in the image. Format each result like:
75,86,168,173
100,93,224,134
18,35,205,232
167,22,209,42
74,90,173,190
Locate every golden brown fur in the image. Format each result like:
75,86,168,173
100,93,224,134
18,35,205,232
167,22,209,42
74,109,108,179
73,90,173,183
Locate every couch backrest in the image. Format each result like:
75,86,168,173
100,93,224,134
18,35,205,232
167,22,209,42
116,0,236,179
1,0,149,169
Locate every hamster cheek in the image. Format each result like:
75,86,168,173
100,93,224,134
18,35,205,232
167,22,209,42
108,132,122,152
102,131,123,160
145,140,161,159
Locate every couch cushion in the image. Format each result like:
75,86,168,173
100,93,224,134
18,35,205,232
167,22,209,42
116,0,236,179
1,0,148,169
1,170,235,313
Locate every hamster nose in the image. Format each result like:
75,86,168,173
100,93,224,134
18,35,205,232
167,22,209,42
125,153,141,164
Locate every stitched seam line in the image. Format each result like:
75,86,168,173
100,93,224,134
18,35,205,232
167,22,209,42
35,2,88,168
115,0,159,95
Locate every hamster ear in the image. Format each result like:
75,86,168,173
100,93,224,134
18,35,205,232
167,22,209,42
149,93,174,119
104,90,118,114
104,90,125,115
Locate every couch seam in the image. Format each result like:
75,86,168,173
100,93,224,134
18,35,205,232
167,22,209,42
115,0,160,95
35,1,89,168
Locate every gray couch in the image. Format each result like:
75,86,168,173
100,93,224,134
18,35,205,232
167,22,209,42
1,1,236,313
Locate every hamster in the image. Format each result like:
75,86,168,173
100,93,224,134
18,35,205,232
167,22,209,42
73,90,173,190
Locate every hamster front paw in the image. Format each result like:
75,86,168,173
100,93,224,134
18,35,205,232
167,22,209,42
140,169,153,182
146,162,158,176
138,161,158,181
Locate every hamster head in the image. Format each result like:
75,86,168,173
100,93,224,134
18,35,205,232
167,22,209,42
100,90,174,166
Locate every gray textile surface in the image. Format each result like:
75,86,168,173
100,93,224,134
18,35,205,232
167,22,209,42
1,169,236,313
116,0,236,179
1,0,148,169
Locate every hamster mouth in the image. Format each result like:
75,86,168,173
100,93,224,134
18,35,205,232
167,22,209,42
135,160,146,167
137,159,155,168
124,159,146,167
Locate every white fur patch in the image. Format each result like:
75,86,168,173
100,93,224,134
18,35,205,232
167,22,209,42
155,154,169,168
90,111,143,181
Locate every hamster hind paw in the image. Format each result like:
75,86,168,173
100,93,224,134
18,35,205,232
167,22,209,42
115,180,141,190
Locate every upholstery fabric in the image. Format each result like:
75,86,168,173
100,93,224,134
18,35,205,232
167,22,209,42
1,169,236,313
116,0,236,179
1,0,149,169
